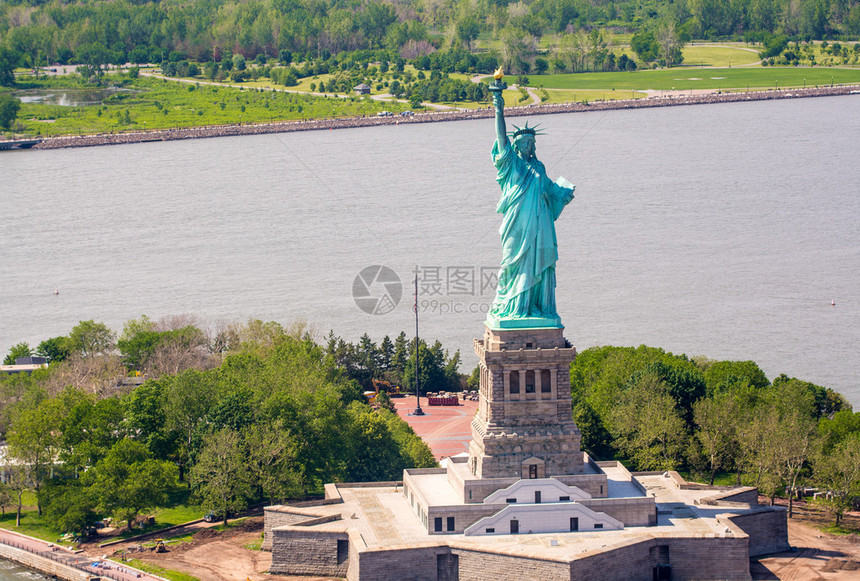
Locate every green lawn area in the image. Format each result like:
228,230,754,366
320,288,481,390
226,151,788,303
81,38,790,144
109,503,206,540
543,88,648,103
15,73,411,137
681,44,762,67
0,509,67,545
0,482,204,545
509,66,860,91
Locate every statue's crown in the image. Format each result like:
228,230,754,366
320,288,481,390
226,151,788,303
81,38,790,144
509,122,544,139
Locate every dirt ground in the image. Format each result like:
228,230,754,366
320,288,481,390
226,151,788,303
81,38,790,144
97,517,339,581
751,497,860,580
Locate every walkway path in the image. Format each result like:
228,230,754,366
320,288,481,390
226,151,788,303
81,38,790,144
0,527,162,580
393,397,477,459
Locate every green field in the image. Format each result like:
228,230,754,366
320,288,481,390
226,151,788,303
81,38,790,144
507,67,860,91
681,44,762,67
14,74,410,137
9,61,860,138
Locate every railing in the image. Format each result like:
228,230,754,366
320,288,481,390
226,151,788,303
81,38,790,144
0,537,139,580
428,396,459,406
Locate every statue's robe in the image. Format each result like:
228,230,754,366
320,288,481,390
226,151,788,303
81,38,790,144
490,139,575,321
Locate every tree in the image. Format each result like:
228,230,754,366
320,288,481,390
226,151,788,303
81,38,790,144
345,404,405,481
631,30,659,63
772,407,818,518
6,402,58,515
69,320,116,357
378,335,394,371
86,439,176,530
694,395,738,484
124,379,180,461
53,389,124,472
35,336,71,363
0,93,21,131
0,48,19,86
655,20,685,67
455,16,481,52
391,332,409,383
609,375,688,470
5,463,29,527
163,369,219,481
572,401,613,459
0,480,11,516
75,43,110,84
818,410,860,453
41,483,98,534
466,365,480,390
190,429,252,526
204,61,219,81
700,359,769,397
244,422,304,504
3,342,31,365
814,435,860,525
500,26,536,74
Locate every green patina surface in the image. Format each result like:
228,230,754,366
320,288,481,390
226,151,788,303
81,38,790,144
486,78,575,329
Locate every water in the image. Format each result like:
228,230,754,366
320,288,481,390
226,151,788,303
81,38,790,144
1,96,858,407
0,558,49,580
13,87,134,106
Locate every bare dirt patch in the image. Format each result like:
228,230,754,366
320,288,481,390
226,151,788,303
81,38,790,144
752,497,860,580
117,517,340,581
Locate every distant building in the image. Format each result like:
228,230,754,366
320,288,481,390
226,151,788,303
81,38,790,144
354,83,371,95
0,356,48,375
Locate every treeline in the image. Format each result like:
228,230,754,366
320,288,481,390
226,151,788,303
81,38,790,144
0,317,436,534
326,331,464,393
2,0,859,81
571,345,860,524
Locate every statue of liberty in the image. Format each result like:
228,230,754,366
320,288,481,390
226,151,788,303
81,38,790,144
487,70,575,329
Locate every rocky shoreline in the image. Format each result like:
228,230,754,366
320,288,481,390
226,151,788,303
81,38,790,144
28,84,860,150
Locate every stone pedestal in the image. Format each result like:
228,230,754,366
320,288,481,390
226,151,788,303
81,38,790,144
468,325,582,479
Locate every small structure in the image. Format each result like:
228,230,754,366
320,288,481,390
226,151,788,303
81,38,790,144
353,83,371,95
0,357,48,375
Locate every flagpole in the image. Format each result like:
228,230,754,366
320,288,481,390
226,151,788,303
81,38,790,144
412,270,424,416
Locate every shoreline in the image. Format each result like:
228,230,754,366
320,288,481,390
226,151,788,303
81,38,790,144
10,84,860,150
0,527,161,581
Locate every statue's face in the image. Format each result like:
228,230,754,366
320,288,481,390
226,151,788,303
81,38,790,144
515,135,536,160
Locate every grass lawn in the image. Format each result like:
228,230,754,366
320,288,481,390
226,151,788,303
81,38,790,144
509,66,860,91
108,503,206,541
126,559,200,581
681,44,761,68
15,73,411,137
543,88,648,102
0,509,67,545
0,481,204,546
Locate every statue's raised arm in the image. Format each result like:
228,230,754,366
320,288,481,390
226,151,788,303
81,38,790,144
490,68,508,149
